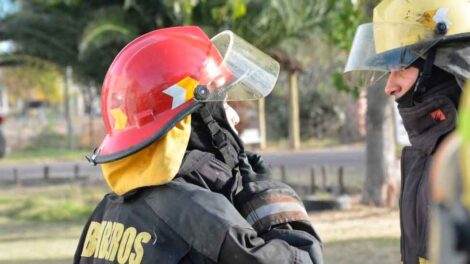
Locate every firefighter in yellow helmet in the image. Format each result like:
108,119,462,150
345,0,470,263
430,82,470,264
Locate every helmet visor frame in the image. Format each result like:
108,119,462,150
344,23,444,88
195,30,280,102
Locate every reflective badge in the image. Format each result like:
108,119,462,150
163,77,199,109
431,109,447,122
418,9,439,28
433,8,452,27
111,108,128,130
418,8,452,29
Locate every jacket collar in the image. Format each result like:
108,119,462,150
399,96,457,155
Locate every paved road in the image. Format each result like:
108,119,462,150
0,146,365,181
262,147,365,166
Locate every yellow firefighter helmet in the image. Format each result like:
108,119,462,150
344,0,470,87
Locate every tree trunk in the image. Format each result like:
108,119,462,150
360,0,381,19
64,66,74,149
86,83,96,148
361,78,397,206
1,88,9,114
289,71,300,149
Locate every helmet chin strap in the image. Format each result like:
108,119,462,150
412,47,438,104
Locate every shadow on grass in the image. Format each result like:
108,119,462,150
323,237,400,264
0,258,71,264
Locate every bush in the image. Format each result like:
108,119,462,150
27,126,67,150
265,83,343,142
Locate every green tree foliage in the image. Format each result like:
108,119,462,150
1,0,348,142
322,0,366,98
1,60,62,103
1,0,334,86
321,0,384,98
322,0,364,51
266,39,347,142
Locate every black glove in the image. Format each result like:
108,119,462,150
238,151,271,185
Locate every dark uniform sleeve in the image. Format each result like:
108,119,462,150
145,181,323,264
235,152,323,262
231,180,323,264
170,150,323,263
219,225,320,264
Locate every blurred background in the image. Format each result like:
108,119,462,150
0,0,402,263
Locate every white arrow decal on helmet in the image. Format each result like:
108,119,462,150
163,85,187,109
433,8,452,27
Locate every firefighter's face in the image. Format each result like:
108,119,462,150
384,67,419,99
224,102,240,134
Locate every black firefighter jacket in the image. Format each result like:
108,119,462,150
74,150,323,264
399,96,457,263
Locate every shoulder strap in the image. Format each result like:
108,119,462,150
198,106,237,169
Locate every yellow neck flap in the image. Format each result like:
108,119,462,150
101,115,191,195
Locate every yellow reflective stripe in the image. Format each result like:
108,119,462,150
419,257,430,264
460,109,470,142
459,83,470,210
459,84,470,141
462,143,470,211
461,106,470,200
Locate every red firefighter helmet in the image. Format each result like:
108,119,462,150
91,26,223,163
90,26,280,164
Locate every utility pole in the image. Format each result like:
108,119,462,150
289,71,300,149
64,66,74,149
258,98,267,149
359,0,396,206
269,50,303,150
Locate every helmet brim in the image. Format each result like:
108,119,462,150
90,101,202,164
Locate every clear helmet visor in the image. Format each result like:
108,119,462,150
344,23,444,88
196,31,280,101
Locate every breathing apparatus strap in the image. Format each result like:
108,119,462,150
199,106,237,169
413,47,438,102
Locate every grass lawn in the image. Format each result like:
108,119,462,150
0,221,84,264
0,183,108,264
2,149,89,164
314,207,400,264
0,183,400,263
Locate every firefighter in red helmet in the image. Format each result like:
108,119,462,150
74,26,323,264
